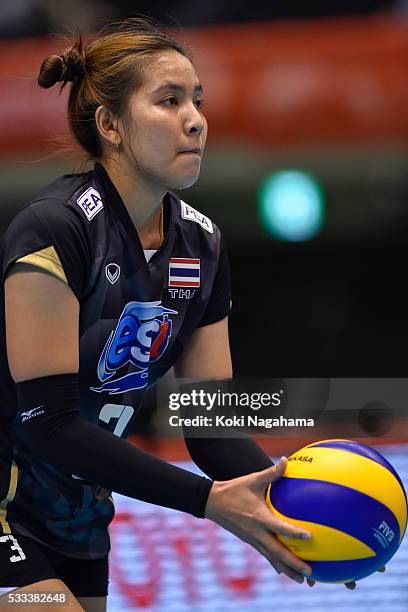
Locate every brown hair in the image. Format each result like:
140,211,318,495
37,17,192,161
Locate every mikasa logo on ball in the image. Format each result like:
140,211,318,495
288,455,313,463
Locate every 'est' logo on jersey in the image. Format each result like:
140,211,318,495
91,301,177,394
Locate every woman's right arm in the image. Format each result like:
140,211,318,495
5,268,312,583
5,267,211,516
5,266,79,381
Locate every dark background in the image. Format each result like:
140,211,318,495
1,0,408,380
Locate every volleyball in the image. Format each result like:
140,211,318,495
266,439,407,583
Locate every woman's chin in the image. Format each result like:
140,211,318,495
170,173,201,191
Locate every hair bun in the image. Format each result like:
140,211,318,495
37,46,86,89
60,49,86,83
37,54,65,88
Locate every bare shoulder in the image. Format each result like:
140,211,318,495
5,266,79,382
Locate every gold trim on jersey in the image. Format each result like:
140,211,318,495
16,246,68,285
0,461,19,535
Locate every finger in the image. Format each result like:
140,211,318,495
307,579,316,587
254,545,284,576
281,566,305,584
256,457,288,488
270,558,305,583
269,559,305,583
258,506,311,540
345,581,356,590
271,518,312,541
255,541,306,584
269,559,284,575
377,566,386,573
260,531,313,576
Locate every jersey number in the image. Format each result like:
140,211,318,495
72,403,134,480
0,535,26,563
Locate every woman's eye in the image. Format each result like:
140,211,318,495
162,97,178,106
161,97,204,109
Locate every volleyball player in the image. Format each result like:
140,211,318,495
0,17,340,611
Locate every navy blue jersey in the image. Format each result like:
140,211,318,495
0,162,230,558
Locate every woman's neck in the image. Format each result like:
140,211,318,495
100,158,165,249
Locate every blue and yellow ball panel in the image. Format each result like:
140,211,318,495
307,440,407,505
265,440,407,583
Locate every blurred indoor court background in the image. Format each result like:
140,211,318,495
1,1,408,610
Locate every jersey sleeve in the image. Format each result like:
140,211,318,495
198,235,232,327
1,200,91,300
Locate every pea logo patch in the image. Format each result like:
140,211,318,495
180,200,213,233
77,187,104,221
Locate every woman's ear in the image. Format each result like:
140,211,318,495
95,105,121,147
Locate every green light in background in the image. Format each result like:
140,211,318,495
258,170,325,241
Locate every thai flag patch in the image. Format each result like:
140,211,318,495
169,258,200,288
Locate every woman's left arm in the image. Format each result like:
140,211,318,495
177,318,382,589
174,317,273,481
174,316,232,379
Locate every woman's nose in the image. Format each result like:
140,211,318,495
185,106,206,135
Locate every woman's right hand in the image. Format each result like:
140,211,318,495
205,457,312,584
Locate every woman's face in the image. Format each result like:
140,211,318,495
122,50,207,191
